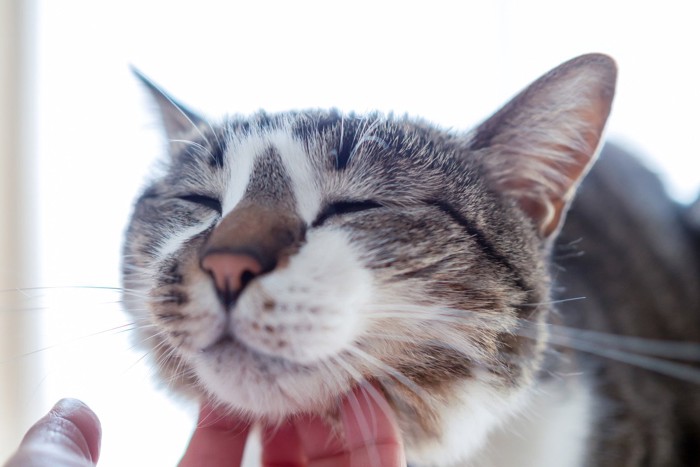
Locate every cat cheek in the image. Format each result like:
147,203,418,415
157,276,228,355
232,285,354,364
187,286,229,351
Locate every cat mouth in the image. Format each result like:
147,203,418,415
190,332,355,421
200,333,235,353
192,328,349,418
198,332,311,370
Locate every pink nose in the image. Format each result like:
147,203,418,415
200,251,263,304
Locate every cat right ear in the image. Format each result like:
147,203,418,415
131,66,205,142
469,54,617,240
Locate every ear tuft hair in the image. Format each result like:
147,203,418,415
131,66,205,143
470,54,617,238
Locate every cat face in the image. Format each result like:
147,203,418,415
122,54,615,463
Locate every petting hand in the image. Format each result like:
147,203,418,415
180,385,405,466
5,386,405,467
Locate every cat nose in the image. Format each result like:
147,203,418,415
200,251,263,307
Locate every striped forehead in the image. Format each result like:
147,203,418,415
221,128,321,224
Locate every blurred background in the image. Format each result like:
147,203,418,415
1,1,698,465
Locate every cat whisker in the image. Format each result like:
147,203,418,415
122,348,160,375
358,379,397,429
170,350,190,387
0,322,138,365
202,116,223,152
0,285,125,293
336,114,345,168
3,300,144,316
162,93,212,148
346,383,383,467
328,355,385,467
195,399,249,439
362,303,700,383
369,302,700,359
143,341,181,382
330,353,363,386
345,345,433,404
348,118,385,165
544,323,700,361
519,296,587,307
169,139,208,153
1,285,130,308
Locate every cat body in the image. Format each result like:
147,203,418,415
554,143,700,465
122,54,699,466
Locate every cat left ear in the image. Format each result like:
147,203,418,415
470,54,617,239
131,66,206,142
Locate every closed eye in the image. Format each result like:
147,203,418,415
177,194,222,214
313,200,382,227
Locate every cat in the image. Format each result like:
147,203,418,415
552,143,700,465
122,54,700,466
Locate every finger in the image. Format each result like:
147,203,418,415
261,421,305,466
5,398,101,467
339,385,404,467
293,385,404,467
178,402,250,467
291,413,345,463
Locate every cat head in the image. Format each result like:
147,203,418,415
123,54,615,463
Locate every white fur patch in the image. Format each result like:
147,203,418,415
405,375,592,467
221,128,322,224
233,228,371,363
474,376,593,467
191,228,373,420
406,374,533,467
221,132,263,214
154,221,215,262
269,130,322,224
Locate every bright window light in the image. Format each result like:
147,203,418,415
3,1,698,466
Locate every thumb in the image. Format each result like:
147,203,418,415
5,398,101,467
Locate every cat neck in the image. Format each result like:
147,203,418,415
472,374,593,467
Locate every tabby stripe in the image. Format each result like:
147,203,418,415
428,200,529,293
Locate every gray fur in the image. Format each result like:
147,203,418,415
554,143,700,465
122,54,699,465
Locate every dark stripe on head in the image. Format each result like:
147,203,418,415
428,200,528,293
290,110,358,171
208,139,226,168
334,123,356,170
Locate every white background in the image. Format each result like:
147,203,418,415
4,1,700,465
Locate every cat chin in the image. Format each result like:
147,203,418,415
191,343,350,421
185,227,375,420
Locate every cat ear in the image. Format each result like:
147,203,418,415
470,53,617,239
131,66,205,142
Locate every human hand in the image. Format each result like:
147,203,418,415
6,386,404,467
4,398,101,467
180,384,406,466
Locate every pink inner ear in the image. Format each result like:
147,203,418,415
474,55,617,239
518,192,566,238
512,135,604,238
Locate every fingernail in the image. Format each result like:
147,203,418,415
50,398,102,463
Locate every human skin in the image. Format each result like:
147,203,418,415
5,387,404,467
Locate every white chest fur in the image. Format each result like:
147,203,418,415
469,375,593,467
